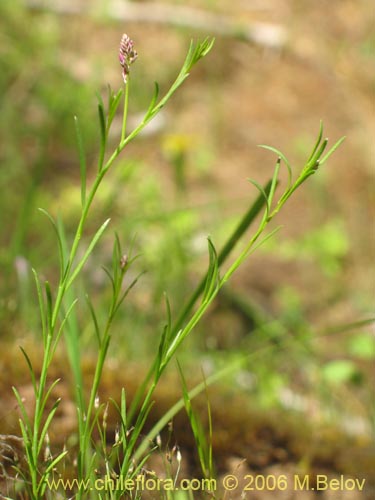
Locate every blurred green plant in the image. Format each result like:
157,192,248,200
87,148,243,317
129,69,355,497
263,219,349,276
0,1,99,325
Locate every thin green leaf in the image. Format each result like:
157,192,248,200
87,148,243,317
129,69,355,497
124,401,155,464
202,238,219,302
51,298,79,361
13,387,32,433
203,373,213,477
66,218,111,289
32,268,47,345
177,362,208,476
107,87,124,131
39,379,61,420
42,450,68,477
268,157,281,209
38,208,65,278
110,389,128,447
19,347,37,394
161,329,183,372
113,272,144,316
74,116,87,208
319,136,346,165
307,137,328,169
128,448,157,482
244,226,282,259
144,81,160,121
112,232,122,286
44,280,53,328
307,120,324,163
102,266,115,293
259,144,293,188
248,178,270,216
164,293,172,340
85,294,101,347
121,388,127,432
97,94,107,171
18,419,33,465
38,398,61,455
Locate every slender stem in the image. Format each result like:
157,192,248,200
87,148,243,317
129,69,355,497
121,80,130,145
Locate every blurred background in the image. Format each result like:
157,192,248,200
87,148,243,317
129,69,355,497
0,0,374,494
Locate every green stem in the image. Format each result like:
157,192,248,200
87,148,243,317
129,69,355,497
121,80,129,145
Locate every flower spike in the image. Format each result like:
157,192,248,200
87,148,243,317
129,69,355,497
119,33,138,84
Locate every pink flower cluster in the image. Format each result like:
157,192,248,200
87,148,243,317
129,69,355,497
119,34,138,84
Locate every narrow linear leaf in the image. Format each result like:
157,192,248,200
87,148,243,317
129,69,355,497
125,401,155,462
157,294,172,364
244,226,282,259
32,268,47,345
113,272,144,316
144,81,160,121
203,373,213,477
51,298,79,358
13,387,32,433
307,120,324,163
38,398,61,455
248,178,270,216
97,96,107,171
165,293,172,340
268,157,281,209
109,388,128,445
259,144,293,188
42,450,69,477
157,325,169,371
177,361,208,476
38,208,65,278
319,136,346,165
102,266,115,293
74,116,87,207
112,232,122,286
66,218,111,289
162,329,184,371
202,238,219,302
39,379,61,420
307,137,328,169
85,294,101,347
107,87,124,131
128,448,157,481
18,419,33,464
19,347,37,394
121,388,127,433
44,280,53,328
